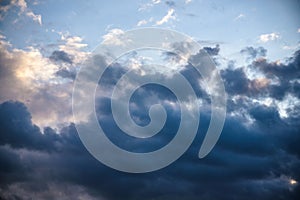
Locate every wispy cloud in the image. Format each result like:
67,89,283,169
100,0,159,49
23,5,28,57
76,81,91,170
156,8,176,25
136,17,154,26
25,11,42,25
138,0,161,11
234,13,245,21
282,43,300,50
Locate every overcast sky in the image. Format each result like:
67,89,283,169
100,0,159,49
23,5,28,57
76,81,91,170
0,0,300,200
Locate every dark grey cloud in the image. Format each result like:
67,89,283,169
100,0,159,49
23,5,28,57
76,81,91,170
1,93,300,200
252,50,300,100
253,50,300,80
50,50,73,64
221,68,250,95
219,49,300,100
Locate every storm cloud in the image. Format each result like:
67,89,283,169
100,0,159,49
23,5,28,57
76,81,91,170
1,44,300,200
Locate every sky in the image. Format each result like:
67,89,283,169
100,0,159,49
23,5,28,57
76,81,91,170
0,0,300,199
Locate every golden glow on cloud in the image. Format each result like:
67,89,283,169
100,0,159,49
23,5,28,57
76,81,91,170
290,179,297,185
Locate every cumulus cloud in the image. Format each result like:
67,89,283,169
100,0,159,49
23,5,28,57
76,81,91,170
59,35,88,64
0,34,88,128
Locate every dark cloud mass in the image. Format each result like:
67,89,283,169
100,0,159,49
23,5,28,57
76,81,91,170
1,47,300,200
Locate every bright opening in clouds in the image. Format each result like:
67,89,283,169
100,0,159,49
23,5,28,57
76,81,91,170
0,0,300,199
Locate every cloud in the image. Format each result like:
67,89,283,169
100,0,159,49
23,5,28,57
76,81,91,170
0,182,103,200
137,19,148,26
102,29,131,46
1,39,300,200
156,9,176,25
138,0,161,11
165,1,175,7
50,50,73,64
25,11,42,25
0,34,87,129
259,33,280,43
220,48,300,101
234,13,245,21
0,91,299,200
0,0,42,25
240,46,267,59
59,35,88,64
282,43,300,50
221,68,251,95
55,68,76,80
249,50,300,100
203,44,220,56
136,17,153,27
298,28,300,33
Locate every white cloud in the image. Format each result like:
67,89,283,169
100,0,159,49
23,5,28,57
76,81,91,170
137,19,148,26
102,29,131,46
26,11,42,25
59,35,88,64
156,9,176,25
259,33,280,43
298,28,300,33
185,0,192,4
152,0,161,4
0,34,89,129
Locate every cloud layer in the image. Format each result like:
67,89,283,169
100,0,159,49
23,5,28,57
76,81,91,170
1,36,300,199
